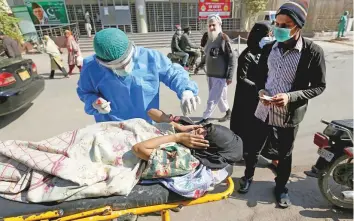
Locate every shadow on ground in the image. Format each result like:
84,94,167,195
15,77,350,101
0,103,33,130
229,172,353,219
40,73,79,80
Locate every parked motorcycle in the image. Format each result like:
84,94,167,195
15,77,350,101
305,119,353,209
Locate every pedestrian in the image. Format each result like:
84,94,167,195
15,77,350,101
238,0,326,208
198,14,236,124
43,35,68,79
64,30,82,75
85,11,93,38
337,11,349,38
0,31,22,58
77,28,201,123
230,21,272,162
170,25,189,70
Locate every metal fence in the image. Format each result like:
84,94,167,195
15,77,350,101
35,23,80,42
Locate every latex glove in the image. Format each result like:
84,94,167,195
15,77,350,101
180,90,201,116
92,98,111,114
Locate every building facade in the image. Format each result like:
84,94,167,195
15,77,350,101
6,0,242,35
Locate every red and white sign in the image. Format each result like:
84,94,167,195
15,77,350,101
198,0,231,19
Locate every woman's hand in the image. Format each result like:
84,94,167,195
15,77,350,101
176,124,202,132
176,133,209,149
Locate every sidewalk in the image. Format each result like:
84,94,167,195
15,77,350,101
138,165,352,221
305,31,354,46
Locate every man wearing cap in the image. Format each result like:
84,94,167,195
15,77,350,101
198,14,236,124
77,28,200,123
238,0,326,208
179,26,201,72
171,25,189,70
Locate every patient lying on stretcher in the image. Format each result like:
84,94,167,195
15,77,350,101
0,109,242,203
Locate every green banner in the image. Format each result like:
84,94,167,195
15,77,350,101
24,0,69,26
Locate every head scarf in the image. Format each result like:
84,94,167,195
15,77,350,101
247,21,272,53
170,117,243,169
43,35,60,57
193,124,243,169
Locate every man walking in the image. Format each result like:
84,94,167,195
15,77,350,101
338,11,349,38
85,11,93,38
198,14,236,124
238,0,326,208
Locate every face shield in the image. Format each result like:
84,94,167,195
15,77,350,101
96,42,135,77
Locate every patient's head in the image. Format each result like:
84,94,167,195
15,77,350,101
202,124,243,162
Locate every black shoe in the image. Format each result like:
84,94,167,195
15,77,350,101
274,187,292,208
238,176,253,194
218,109,231,122
197,118,210,125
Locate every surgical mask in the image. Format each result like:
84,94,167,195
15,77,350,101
259,36,273,48
273,26,297,43
112,59,134,77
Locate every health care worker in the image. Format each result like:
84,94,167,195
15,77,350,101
77,28,201,123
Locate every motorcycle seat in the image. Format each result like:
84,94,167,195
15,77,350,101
332,119,353,131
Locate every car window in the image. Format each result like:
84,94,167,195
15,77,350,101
265,15,270,21
270,14,276,21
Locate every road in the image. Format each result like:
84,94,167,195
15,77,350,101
0,41,352,221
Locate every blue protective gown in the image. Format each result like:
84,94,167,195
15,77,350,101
77,46,199,123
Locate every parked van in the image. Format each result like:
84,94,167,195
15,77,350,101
255,11,277,23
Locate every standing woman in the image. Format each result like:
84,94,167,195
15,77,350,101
43,35,68,79
230,21,272,161
64,30,82,75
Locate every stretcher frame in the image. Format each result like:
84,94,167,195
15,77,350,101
4,177,234,221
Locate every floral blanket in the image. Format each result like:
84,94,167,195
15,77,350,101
0,119,166,203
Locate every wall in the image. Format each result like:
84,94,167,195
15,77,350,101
266,0,354,33
304,0,353,33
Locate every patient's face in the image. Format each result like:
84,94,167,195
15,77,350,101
191,127,207,137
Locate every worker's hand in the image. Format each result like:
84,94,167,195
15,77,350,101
92,98,111,114
226,79,232,85
176,133,209,149
271,93,290,107
176,124,203,132
259,89,272,106
180,90,201,116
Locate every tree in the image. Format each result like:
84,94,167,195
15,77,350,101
0,1,23,42
244,0,269,31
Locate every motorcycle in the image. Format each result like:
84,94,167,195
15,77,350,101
167,48,203,73
305,119,353,209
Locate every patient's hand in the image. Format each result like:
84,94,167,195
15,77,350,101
176,133,209,149
176,124,202,132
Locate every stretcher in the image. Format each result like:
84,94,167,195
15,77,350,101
0,166,234,221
